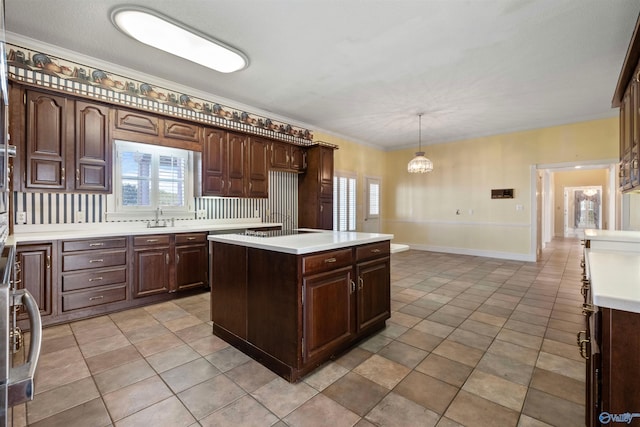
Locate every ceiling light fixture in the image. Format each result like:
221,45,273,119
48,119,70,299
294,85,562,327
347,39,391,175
407,113,433,174
111,7,248,73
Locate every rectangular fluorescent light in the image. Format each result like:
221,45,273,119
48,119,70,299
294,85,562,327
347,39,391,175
111,7,248,73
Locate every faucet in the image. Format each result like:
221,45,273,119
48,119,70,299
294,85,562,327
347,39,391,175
154,207,162,226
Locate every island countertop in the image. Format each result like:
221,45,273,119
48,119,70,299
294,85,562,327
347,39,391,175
207,229,394,254
586,248,640,313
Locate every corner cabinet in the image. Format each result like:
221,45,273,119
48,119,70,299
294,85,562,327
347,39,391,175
299,145,335,230
211,240,391,382
15,86,111,193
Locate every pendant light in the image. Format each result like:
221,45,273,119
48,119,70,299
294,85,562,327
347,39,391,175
407,113,433,173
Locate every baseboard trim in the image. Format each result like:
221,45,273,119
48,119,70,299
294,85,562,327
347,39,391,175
395,243,536,262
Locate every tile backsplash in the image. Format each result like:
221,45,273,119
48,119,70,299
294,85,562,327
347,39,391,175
14,170,298,229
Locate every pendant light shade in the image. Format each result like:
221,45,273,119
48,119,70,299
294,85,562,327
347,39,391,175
407,114,433,173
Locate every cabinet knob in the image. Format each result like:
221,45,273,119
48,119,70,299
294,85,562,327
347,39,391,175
358,277,363,290
76,169,80,182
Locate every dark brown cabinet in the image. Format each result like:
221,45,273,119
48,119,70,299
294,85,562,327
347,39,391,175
21,88,111,192
132,235,171,298
299,145,335,230
271,141,306,172
75,101,111,192
303,267,354,361
211,240,390,382
111,108,202,151
16,243,54,321
614,16,640,191
355,243,391,332
247,137,269,198
202,128,269,198
60,237,127,312
202,128,247,196
175,232,208,291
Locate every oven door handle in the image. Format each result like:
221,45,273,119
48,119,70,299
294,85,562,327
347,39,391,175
7,289,43,407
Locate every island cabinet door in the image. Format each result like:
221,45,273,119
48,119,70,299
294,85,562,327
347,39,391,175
355,257,391,332
302,266,355,362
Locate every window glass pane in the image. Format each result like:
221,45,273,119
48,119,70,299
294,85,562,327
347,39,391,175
158,155,186,207
121,179,151,206
369,182,379,216
339,177,348,231
121,151,152,179
333,173,357,232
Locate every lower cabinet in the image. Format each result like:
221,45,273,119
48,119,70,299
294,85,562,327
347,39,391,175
16,243,54,321
60,237,128,312
302,266,354,361
356,257,391,332
132,235,171,298
175,232,208,291
15,231,209,327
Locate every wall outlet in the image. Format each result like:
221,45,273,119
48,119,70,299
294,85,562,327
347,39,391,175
76,211,84,223
515,204,524,211
16,211,26,224
197,209,206,219
254,209,260,218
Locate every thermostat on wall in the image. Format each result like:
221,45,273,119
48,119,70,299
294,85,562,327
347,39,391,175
491,188,514,199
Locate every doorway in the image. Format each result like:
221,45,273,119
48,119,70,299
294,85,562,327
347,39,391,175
563,186,602,237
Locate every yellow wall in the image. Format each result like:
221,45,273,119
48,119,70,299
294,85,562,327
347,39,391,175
321,116,619,260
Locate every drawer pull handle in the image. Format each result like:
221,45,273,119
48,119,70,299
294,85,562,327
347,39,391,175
89,259,104,263
88,277,103,282
358,277,364,290
324,257,337,263
371,249,381,253
146,239,159,243
89,243,105,247
576,330,586,346
89,296,104,301
187,237,196,241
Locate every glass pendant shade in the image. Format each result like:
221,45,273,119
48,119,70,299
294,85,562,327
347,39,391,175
407,114,433,173
407,152,433,173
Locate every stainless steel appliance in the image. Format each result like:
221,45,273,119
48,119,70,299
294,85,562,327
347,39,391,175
0,0,43,425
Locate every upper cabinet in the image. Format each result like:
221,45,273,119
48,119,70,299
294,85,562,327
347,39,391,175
271,141,306,172
18,87,111,193
202,128,268,198
613,15,640,191
298,145,335,230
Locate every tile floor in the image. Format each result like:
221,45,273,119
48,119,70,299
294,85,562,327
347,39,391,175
12,238,586,426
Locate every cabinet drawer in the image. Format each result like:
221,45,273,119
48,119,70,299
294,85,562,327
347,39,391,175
355,242,390,261
164,119,201,143
62,267,126,292
175,233,207,245
302,249,353,275
62,237,126,252
62,284,127,312
133,235,171,247
62,249,127,271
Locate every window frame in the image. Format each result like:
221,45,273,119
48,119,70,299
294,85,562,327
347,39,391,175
106,140,195,221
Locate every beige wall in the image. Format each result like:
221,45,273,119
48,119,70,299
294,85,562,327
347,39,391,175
552,169,610,236
321,116,619,260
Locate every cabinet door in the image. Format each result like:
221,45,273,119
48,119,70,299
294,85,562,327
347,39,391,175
132,248,170,297
202,127,226,196
113,109,159,136
356,258,390,332
175,244,207,291
303,267,354,361
319,146,334,198
75,101,111,192
227,132,247,197
164,119,201,143
320,198,333,230
290,146,306,171
248,137,268,198
25,91,72,190
270,142,290,169
16,243,53,319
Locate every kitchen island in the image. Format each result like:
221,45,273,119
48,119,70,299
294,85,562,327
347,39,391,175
208,230,393,382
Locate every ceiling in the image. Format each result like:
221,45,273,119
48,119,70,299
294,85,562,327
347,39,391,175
5,0,640,150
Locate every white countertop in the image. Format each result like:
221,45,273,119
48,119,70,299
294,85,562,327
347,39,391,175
587,249,640,313
582,229,640,242
13,220,282,243
208,230,394,255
